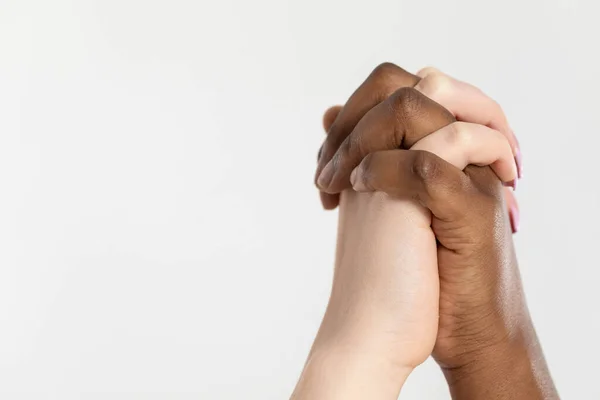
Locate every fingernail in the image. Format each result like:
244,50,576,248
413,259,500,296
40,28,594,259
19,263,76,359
515,149,523,179
503,179,517,191
317,161,335,189
509,203,520,234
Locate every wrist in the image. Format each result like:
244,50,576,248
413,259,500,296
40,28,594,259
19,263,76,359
292,340,412,400
315,291,437,370
442,321,559,399
433,274,533,370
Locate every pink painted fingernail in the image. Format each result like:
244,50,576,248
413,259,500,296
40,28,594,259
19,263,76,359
503,179,517,191
515,148,523,179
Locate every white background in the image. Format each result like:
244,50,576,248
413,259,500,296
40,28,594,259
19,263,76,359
1,1,599,399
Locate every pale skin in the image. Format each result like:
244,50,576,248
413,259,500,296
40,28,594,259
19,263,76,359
414,67,521,231
293,127,515,399
292,64,557,399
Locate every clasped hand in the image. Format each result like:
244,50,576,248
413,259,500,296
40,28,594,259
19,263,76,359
292,64,558,400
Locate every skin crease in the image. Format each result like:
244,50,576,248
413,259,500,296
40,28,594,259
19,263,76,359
303,64,558,399
414,67,522,233
293,113,518,399
414,66,521,170
318,67,521,233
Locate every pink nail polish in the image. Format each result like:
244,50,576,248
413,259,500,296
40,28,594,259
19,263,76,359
515,148,523,179
503,179,517,191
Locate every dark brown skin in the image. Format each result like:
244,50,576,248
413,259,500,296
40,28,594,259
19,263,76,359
316,63,559,399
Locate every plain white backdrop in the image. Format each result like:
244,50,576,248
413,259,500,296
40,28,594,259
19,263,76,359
1,0,599,398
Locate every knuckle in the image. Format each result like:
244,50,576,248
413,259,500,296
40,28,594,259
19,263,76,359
370,62,402,82
388,87,421,116
416,66,441,78
369,63,414,98
447,122,471,147
367,63,421,102
412,150,442,184
421,73,453,98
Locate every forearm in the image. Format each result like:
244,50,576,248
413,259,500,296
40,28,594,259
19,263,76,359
443,319,559,399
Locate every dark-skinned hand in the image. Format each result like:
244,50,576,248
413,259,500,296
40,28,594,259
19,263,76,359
315,63,558,399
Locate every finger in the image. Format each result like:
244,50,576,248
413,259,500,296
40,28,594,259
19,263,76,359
323,105,343,132
319,191,339,210
315,63,420,177
317,87,455,194
318,105,343,161
349,149,473,222
504,188,520,233
415,67,522,178
319,106,343,210
410,122,518,185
